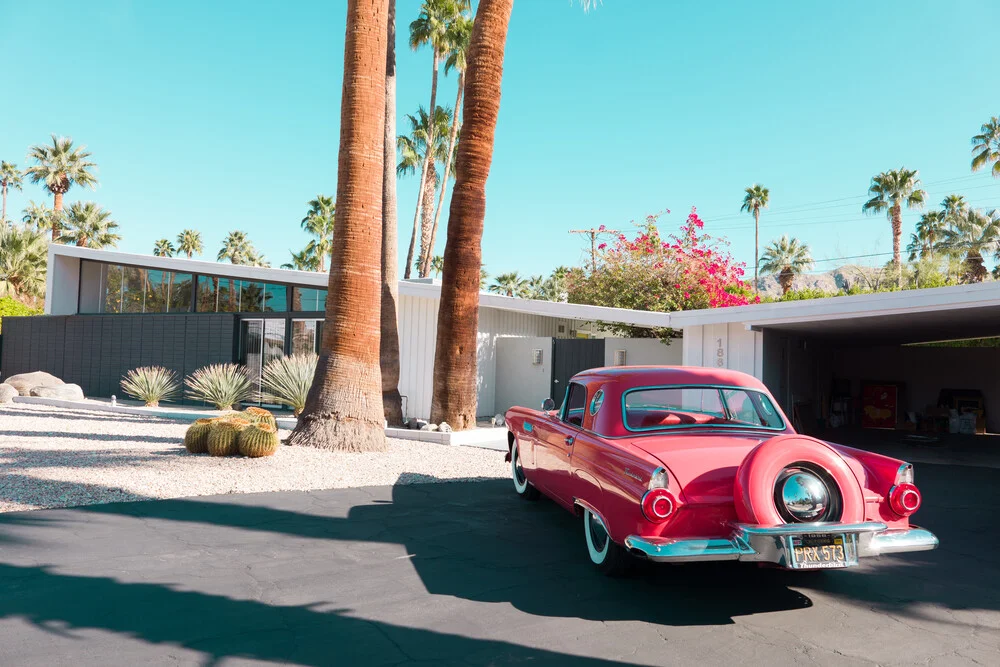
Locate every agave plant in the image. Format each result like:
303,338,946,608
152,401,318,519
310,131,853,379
184,363,254,411
260,353,318,416
120,366,181,407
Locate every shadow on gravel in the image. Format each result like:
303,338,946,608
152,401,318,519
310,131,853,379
0,406,174,424
0,431,180,444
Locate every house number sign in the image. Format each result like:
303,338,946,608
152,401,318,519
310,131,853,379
715,338,725,368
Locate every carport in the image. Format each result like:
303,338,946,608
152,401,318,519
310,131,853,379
673,282,1000,438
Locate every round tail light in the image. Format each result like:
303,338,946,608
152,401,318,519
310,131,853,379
889,483,921,517
641,489,675,523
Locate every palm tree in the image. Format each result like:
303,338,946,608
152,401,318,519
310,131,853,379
176,229,204,259
153,239,176,257
245,247,270,268
740,184,769,291
759,236,813,296
21,201,53,233
381,0,404,427
941,194,969,227
908,211,947,261
423,12,473,277
430,255,444,277
0,224,47,303
940,209,1000,283
489,271,528,297
971,117,1000,178
301,195,335,272
525,275,548,299
217,230,251,264
407,0,468,280
1,161,23,224
398,105,453,278
59,202,120,248
24,135,98,240
431,0,513,428
288,0,390,452
283,247,320,272
862,168,926,286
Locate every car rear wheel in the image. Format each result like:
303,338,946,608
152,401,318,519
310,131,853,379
583,508,631,576
511,440,539,500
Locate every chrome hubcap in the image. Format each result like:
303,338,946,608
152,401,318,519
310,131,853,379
780,471,830,522
588,513,608,552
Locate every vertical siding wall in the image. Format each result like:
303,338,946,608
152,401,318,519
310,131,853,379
396,294,571,420
682,323,763,379
0,314,237,398
602,338,683,367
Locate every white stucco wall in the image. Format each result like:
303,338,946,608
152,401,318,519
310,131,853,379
45,252,81,316
493,337,553,415
396,294,573,420
682,323,764,379
603,338,683,367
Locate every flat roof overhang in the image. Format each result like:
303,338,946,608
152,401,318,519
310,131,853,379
669,282,1000,345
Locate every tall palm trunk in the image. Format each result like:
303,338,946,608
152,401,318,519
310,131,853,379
418,170,437,276
381,0,404,426
753,207,760,292
430,0,513,429
287,0,389,452
891,203,902,287
318,248,326,273
2,183,7,223
52,190,65,241
423,70,465,277
405,50,441,280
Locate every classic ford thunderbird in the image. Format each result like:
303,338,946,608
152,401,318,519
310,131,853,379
504,366,938,575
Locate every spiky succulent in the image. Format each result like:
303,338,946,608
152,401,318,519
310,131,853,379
243,406,277,429
260,353,317,416
120,366,181,407
183,418,215,454
238,423,281,458
184,364,254,411
206,418,247,457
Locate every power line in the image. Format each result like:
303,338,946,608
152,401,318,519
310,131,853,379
569,227,620,272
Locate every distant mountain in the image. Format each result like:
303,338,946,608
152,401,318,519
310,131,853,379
754,267,854,298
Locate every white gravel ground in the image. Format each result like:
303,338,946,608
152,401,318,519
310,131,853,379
0,403,510,513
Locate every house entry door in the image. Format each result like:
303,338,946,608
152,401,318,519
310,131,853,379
239,318,285,401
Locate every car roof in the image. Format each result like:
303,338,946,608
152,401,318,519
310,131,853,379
571,365,769,391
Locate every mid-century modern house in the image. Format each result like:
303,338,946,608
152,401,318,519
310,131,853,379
2,244,998,431
0,245,679,419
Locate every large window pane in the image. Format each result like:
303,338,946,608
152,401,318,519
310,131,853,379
145,270,168,313
168,273,193,312
292,287,326,312
263,284,287,312
103,263,123,313
291,320,318,355
121,266,145,313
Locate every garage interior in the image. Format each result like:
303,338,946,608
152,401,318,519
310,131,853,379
759,302,1000,452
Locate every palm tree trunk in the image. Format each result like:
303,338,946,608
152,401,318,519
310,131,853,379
318,249,326,273
381,0,404,427
1,183,7,223
430,0,513,429
753,208,760,292
52,191,64,241
891,204,902,287
287,0,389,452
406,50,441,280
404,210,420,279
423,71,464,277
417,170,437,276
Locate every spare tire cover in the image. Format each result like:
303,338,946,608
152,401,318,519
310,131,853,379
734,434,865,527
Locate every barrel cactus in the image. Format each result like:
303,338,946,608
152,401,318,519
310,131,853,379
239,423,281,458
243,406,277,429
206,419,247,457
183,418,215,454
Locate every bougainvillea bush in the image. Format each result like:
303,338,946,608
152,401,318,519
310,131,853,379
567,208,758,339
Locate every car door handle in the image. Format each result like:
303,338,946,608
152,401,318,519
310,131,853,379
565,436,574,446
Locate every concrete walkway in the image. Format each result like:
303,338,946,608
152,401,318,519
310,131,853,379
0,465,996,666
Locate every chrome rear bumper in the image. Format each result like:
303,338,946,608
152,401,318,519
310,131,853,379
624,522,938,568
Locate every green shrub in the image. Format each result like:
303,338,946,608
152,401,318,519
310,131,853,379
184,364,254,411
120,366,181,407
238,423,281,458
206,419,246,456
260,353,317,416
243,406,277,429
0,297,41,335
183,418,215,454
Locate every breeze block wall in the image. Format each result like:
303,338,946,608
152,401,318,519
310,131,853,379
0,314,238,398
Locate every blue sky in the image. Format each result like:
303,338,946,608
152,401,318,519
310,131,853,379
2,0,999,279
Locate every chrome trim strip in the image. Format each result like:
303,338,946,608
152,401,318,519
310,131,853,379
624,524,937,566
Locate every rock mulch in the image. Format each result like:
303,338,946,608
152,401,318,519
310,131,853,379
0,403,509,513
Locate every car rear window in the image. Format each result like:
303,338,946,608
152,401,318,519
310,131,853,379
623,386,785,431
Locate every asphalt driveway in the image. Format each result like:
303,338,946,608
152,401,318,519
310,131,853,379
0,463,997,666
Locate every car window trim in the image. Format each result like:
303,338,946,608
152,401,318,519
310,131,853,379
620,384,787,433
560,381,587,427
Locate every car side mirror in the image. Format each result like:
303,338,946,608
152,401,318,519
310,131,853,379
541,398,556,412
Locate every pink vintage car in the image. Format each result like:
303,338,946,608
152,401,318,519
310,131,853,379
504,366,938,575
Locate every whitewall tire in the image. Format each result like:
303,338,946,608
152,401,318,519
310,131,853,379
511,439,539,500
583,508,631,576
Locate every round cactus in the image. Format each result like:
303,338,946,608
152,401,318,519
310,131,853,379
243,406,277,429
183,418,215,454
238,423,281,458
206,419,247,457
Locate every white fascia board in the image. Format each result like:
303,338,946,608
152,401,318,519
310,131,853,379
667,282,1000,328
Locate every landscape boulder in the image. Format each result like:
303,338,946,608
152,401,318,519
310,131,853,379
0,383,17,404
29,384,85,401
3,371,65,397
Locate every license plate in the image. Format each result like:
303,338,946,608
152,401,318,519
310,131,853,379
788,534,856,569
